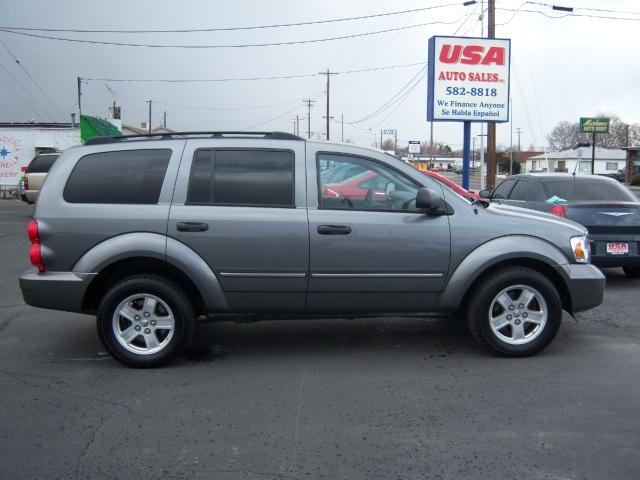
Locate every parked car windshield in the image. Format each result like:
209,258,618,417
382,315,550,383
27,154,60,173
540,177,637,202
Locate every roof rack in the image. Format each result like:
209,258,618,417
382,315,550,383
84,131,303,145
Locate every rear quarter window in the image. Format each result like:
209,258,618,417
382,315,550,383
63,149,171,204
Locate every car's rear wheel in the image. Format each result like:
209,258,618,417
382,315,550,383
97,275,194,368
466,267,562,357
623,266,640,279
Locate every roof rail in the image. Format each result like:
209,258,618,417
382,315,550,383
83,131,303,145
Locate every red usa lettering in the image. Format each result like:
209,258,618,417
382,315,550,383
439,44,505,66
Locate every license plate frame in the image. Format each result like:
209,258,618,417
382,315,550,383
606,242,629,255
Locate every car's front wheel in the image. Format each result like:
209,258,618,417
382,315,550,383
466,267,562,357
97,275,195,368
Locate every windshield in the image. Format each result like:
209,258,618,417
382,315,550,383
540,177,637,202
27,154,60,173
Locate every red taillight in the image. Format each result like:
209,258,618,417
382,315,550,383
30,244,44,273
548,204,566,218
27,219,45,272
27,219,39,242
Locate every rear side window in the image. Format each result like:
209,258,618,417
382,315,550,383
187,149,294,207
540,178,637,202
64,149,171,204
28,154,60,173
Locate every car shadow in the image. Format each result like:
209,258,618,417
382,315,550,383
182,315,478,364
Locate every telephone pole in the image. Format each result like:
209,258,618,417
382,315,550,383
322,116,334,140
516,127,523,168
146,99,152,134
296,115,300,137
341,114,344,142
77,77,82,118
303,99,315,139
486,0,497,188
319,69,337,140
163,111,167,129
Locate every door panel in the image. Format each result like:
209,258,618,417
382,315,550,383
169,139,309,312
306,147,451,313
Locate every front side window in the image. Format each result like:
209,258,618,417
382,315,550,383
492,179,517,199
318,153,421,211
508,180,530,201
187,149,294,207
64,149,171,204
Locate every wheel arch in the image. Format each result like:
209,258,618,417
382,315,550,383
82,257,206,316
437,236,573,314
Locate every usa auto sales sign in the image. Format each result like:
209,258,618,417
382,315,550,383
427,36,511,123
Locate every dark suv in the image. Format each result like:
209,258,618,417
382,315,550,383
20,132,605,367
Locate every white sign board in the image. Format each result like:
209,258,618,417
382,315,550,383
427,36,511,123
408,141,421,154
0,127,80,185
382,129,396,135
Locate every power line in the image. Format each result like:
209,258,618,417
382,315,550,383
0,68,46,119
0,38,66,120
0,17,466,49
344,65,427,125
0,62,54,121
0,2,461,34
153,98,302,112
82,62,427,83
495,5,640,25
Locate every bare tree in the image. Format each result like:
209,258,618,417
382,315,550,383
548,116,640,151
381,139,394,151
546,121,586,151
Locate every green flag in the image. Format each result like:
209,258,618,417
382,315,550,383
80,115,122,143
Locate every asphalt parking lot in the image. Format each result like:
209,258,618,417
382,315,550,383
1,200,639,480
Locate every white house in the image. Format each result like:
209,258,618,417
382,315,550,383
0,122,80,185
525,146,626,175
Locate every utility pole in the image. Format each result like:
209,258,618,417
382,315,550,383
303,99,315,139
341,114,344,142
486,0,497,189
394,130,398,157
291,119,297,135
77,77,82,118
296,115,300,137
163,111,167,129
509,99,513,174
516,127,523,171
322,116,334,139
319,69,337,140
472,137,476,168
146,99,152,134
429,121,434,164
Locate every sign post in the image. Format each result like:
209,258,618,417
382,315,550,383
427,36,511,190
579,117,610,175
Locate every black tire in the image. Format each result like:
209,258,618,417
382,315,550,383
623,266,640,279
466,267,562,357
97,275,195,368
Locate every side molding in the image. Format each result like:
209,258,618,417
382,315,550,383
436,235,570,311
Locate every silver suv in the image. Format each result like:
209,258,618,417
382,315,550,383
20,132,605,367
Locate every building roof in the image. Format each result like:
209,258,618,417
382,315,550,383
527,146,625,161
0,122,76,129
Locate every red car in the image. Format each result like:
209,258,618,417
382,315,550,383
423,170,482,201
322,170,389,202
322,169,483,203
430,165,447,172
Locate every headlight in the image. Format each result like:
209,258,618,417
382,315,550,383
570,235,590,263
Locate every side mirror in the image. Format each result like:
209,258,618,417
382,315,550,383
416,187,445,213
478,189,492,199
